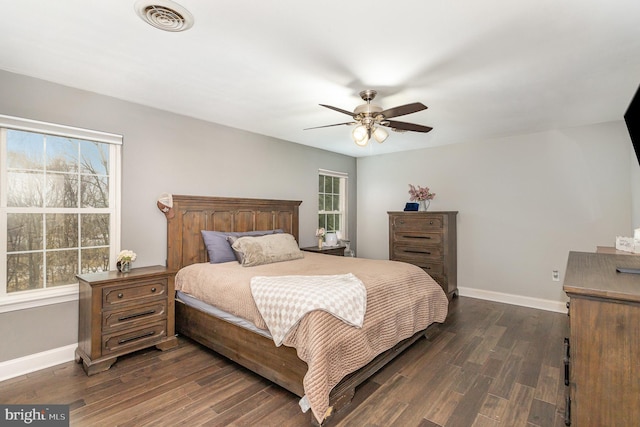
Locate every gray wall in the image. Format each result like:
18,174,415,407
2,67,639,364
357,121,638,303
0,70,357,362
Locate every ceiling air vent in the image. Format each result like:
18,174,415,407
134,0,194,32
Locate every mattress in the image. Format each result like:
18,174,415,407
175,290,271,338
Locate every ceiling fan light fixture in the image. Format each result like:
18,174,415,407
352,125,369,146
373,126,388,143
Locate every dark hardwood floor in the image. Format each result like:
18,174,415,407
0,297,569,426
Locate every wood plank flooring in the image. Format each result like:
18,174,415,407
0,297,569,426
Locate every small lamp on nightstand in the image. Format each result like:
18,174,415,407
325,232,338,247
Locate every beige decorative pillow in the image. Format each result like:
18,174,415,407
228,233,304,267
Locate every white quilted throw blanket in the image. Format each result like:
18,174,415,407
250,273,367,346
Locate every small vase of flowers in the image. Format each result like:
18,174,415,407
315,228,325,249
408,184,436,211
116,250,137,273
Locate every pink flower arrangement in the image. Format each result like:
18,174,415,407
408,184,436,201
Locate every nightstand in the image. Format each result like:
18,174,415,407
75,265,178,375
301,245,347,257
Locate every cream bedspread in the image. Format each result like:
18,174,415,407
175,252,448,423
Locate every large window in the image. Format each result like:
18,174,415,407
318,169,347,238
0,115,121,311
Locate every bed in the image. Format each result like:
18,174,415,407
165,195,448,425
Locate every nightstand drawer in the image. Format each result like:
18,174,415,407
103,278,167,307
102,321,167,355
102,301,167,333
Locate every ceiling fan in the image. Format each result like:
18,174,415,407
305,90,433,146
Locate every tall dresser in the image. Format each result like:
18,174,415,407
388,211,458,299
563,251,640,426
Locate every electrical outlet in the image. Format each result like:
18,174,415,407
552,270,560,281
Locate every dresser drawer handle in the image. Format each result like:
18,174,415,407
117,293,123,299
402,235,432,240
118,309,156,322
405,250,431,255
563,337,570,386
117,331,155,345
429,221,434,225
151,287,157,293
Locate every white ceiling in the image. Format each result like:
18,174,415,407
1,0,639,157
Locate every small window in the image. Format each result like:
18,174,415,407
0,115,122,310
318,169,347,238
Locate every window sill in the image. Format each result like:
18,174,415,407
0,285,79,313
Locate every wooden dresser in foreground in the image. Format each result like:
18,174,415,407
563,251,640,426
388,211,458,299
75,265,178,375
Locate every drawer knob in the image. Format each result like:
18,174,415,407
429,221,434,225
151,287,157,293
117,293,123,299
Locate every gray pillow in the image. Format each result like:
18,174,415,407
201,229,282,263
228,233,303,267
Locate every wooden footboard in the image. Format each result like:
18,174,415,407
176,298,441,425
176,298,307,397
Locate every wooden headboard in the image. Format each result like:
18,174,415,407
166,195,301,271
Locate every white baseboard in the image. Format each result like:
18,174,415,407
0,344,76,382
458,286,568,313
0,288,566,383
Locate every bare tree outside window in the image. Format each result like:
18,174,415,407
3,129,113,293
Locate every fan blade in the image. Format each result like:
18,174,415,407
304,122,355,130
379,102,427,119
385,120,433,133
319,104,356,117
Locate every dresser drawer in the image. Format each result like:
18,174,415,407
102,301,167,333
393,231,443,246
429,273,447,286
392,244,442,260
394,255,444,274
103,278,167,307
102,321,167,355
392,215,443,231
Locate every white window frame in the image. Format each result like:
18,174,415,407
318,168,348,239
0,115,122,313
